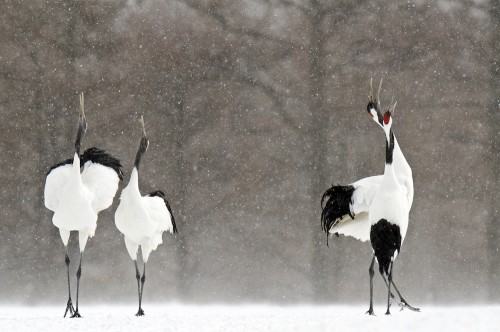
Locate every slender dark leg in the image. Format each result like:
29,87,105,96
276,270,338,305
63,248,75,318
379,273,403,309
140,263,146,301
71,252,83,318
385,262,393,315
135,261,145,316
379,269,420,312
366,256,375,315
390,280,420,312
138,263,146,316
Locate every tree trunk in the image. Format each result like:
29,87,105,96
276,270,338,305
307,1,333,303
172,76,191,300
487,0,500,301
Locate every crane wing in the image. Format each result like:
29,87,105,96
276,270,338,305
350,175,382,215
144,191,177,234
44,162,73,212
322,175,382,243
81,161,121,213
330,212,371,242
403,175,414,209
80,147,123,213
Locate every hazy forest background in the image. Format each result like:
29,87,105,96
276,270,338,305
0,0,498,306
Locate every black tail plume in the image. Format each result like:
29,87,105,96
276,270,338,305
320,184,355,246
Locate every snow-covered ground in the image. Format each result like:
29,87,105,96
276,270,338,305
1,304,499,331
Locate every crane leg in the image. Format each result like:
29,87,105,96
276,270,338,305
390,280,420,312
385,262,394,315
379,273,402,309
71,252,83,318
63,248,75,318
139,263,146,316
366,256,375,315
134,261,145,316
379,271,420,312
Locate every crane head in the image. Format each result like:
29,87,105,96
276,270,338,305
367,79,398,128
367,78,384,127
383,99,397,125
381,101,397,139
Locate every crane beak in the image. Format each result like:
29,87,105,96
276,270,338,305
368,77,373,101
140,115,147,138
79,92,85,118
389,100,397,115
376,78,383,105
368,78,383,106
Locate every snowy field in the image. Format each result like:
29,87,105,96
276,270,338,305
1,304,499,332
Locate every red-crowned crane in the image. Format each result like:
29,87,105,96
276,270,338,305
44,93,123,318
114,116,177,316
321,80,418,314
367,103,410,315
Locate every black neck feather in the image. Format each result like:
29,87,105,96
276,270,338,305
386,130,395,165
74,121,86,155
134,136,148,170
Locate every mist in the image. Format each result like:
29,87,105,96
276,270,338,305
0,0,498,309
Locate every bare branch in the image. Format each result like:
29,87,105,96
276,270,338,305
229,73,303,134
0,71,36,84
279,0,309,13
257,0,309,14
179,0,299,50
322,0,367,26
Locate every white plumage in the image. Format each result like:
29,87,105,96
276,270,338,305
366,104,415,315
322,80,413,243
45,153,121,250
321,79,418,314
114,116,177,316
328,175,381,242
44,93,123,318
115,168,176,262
328,134,413,242
369,110,410,247
367,102,414,210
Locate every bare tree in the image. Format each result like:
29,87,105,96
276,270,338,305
0,0,498,304
487,0,500,300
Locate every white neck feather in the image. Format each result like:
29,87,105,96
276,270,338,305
72,153,82,185
124,167,141,198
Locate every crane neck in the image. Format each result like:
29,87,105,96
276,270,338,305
72,153,83,183
72,153,80,168
122,167,141,200
391,133,412,176
385,129,395,165
75,119,86,155
130,167,140,189
383,129,398,184
134,136,148,170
